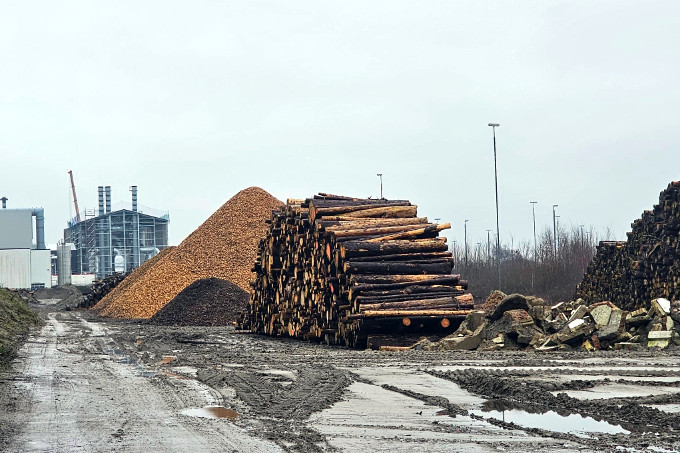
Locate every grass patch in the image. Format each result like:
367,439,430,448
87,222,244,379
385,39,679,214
0,288,42,367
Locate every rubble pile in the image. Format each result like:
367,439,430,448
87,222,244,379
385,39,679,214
420,292,680,351
577,181,680,310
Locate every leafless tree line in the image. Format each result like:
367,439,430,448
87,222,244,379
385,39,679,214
452,225,612,303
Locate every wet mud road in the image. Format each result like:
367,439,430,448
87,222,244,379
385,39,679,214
2,308,680,452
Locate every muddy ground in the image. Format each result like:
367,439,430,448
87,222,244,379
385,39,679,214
1,297,680,452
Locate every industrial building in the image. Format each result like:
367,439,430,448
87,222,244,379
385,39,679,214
63,185,169,280
0,197,52,290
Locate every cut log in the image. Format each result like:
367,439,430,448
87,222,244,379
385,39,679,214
329,223,436,239
341,239,449,259
366,223,451,242
344,261,452,275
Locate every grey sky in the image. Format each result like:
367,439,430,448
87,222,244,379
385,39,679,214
1,1,679,249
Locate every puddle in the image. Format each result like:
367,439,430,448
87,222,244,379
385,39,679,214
470,406,630,437
181,406,238,420
647,403,680,414
162,370,190,380
555,383,680,400
159,356,176,365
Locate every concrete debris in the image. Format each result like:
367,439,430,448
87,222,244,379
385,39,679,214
421,293,680,352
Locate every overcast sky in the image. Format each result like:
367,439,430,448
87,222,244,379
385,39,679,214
2,1,679,250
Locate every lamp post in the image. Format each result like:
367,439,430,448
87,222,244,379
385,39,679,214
376,173,383,199
488,123,501,289
555,215,561,256
552,204,558,258
530,201,538,293
486,229,492,262
464,219,469,267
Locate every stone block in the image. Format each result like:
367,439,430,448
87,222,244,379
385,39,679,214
648,330,672,340
489,294,530,321
568,305,588,323
590,305,613,327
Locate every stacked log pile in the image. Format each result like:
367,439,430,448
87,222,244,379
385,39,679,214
238,193,473,348
577,181,680,310
78,273,127,309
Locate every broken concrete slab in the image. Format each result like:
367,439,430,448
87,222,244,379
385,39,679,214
651,298,671,315
568,305,588,323
488,294,531,321
590,304,613,327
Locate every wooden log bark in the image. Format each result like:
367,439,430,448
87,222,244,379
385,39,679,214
366,223,451,242
343,261,452,275
341,238,448,259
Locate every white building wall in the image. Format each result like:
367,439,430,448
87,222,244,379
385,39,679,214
30,249,52,288
0,249,31,288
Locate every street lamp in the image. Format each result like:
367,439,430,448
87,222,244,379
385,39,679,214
530,201,538,293
376,173,383,199
464,219,469,267
552,204,559,257
486,229,492,262
488,123,501,289
555,214,561,255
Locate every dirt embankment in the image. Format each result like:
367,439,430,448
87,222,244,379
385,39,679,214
0,289,41,367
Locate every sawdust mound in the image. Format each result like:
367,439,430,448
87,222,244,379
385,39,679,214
148,277,248,326
93,187,283,319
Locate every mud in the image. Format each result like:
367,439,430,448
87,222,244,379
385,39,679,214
2,299,680,452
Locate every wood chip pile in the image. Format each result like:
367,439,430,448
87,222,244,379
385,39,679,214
577,181,680,311
93,187,283,319
149,277,249,326
237,193,473,348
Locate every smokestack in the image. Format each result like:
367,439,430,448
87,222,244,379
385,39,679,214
105,186,111,213
131,185,138,212
98,186,104,216
1,197,6,209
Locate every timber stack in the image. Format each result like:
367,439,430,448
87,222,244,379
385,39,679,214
238,193,473,348
577,181,680,310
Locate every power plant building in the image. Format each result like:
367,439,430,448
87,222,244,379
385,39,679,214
0,197,52,290
63,186,169,280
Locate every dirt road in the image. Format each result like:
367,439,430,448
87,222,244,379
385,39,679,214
2,304,680,452
1,310,280,452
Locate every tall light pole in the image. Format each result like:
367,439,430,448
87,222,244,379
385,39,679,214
486,229,492,262
488,123,501,289
552,204,558,258
530,201,537,293
464,219,469,267
579,224,585,249
555,215,561,256
376,173,383,199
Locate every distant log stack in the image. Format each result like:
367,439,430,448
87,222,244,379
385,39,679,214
237,193,473,348
577,181,680,311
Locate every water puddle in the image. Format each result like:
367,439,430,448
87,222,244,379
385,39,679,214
470,401,629,437
647,403,680,414
181,406,238,420
159,355,176,365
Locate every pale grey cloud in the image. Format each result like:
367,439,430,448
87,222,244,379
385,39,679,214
1,1,678,248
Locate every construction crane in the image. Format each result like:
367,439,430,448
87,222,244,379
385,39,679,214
68,170,81,223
